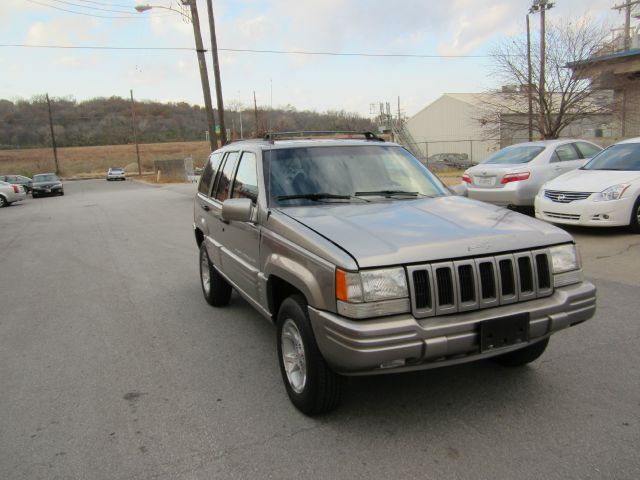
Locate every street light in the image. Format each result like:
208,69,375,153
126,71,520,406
135,2,218,151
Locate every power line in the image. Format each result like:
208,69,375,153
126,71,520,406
0,43,502,58
45,0,145,15
73,0,135,7
25,0,147,19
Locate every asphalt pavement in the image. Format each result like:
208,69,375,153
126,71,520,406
1,179,638,480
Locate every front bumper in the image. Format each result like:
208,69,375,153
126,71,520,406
107,175,126,180
535,195,633,227
33,186,63,195
309,280,596,375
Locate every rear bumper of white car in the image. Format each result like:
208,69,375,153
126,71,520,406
535,194,634,227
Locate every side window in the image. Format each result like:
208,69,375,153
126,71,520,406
231,152,258,203
214,152,239,202
198,154,215,195
575,142,602,159
554,144,580,162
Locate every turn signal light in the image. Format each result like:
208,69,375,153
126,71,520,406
501,172,530,184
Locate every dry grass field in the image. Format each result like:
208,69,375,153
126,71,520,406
0,141,211,178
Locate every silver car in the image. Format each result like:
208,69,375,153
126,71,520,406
106,167,126,181
0,181,27,207
194,133,596,414
463,139,602,207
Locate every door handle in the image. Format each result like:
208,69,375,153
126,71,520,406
201,203,210,211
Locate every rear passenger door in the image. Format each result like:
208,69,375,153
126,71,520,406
552,143,583,176
215,151,261,301
195,151,224,263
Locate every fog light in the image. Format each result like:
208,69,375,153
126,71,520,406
380,359,406,369
603,214,610,219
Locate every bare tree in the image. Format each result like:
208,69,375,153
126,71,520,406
477,18,612,142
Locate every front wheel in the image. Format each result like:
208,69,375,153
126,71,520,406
277,295,342,415
492,338,549,367
199,242,231,307
630,196,640,234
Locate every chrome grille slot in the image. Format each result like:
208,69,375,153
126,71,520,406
533,250,553,296
436,268,453,305
514,252,536,301
458,265,475,303
406,265,435,317
479,262,496,299
412,270,431,310
408,249,554,319
432,262,458,316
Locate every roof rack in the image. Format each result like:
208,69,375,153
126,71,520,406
263,131,385,143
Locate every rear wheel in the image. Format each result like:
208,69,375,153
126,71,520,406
277,295,342,415
0,196,7,207
630,196,640,234
493,338,549,367
199,242,231,307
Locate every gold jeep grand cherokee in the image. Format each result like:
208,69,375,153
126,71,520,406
193,131,596,415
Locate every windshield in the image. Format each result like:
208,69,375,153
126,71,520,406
33,174,59,182
583,143,640,171
265,145,448,206
482,145,545,165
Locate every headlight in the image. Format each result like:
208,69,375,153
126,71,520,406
336,267,409,318
592,183,630,202
549,244,579,274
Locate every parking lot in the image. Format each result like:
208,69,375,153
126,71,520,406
1,179,639,480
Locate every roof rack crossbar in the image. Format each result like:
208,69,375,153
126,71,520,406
263,131,384,143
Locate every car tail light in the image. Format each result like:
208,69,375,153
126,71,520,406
501,172,530,184
462,174,471,183
12,185,19,193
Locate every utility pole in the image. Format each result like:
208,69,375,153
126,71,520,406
613,1,640,50
253,91,259,136
45,93,60,175
530,0,554,139
526,15,533,141
181,0,217,151
130,89,142,176
205,0,226,145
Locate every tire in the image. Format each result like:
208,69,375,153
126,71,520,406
32,193,38,198
492,337,549,367
277,295,342,415
630,196,640,234
60,191,64,196
0,195,7,208
199,242,231,307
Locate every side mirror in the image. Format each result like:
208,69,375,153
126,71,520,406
221,198,254,223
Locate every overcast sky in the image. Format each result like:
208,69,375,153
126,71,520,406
0,0,622,117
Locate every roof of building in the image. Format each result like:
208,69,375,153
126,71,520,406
569,48,640,68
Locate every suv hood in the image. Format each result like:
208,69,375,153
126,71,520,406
278,197,571,268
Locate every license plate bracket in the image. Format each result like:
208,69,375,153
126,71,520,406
480,313,530,352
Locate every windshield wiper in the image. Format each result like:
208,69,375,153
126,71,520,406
278,193,353,201
355,190,422,198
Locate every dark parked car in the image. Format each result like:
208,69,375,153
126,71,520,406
32,173,64,198
0,175,32,193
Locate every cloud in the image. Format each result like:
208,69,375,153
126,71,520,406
26,17,102,45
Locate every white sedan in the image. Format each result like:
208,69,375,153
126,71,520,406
462,139,602,207
0,181,27,207
535,137,640,233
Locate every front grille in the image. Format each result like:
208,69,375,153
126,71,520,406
407,249,553,318
543,211,581,221
544,190,592,203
